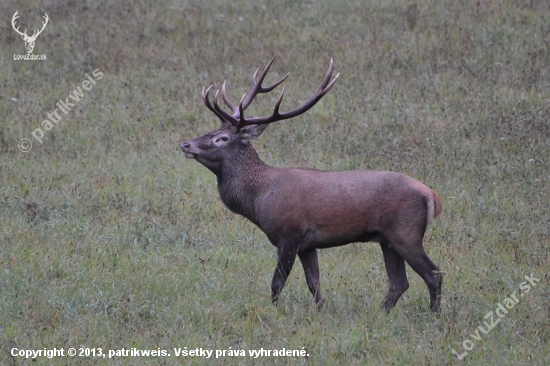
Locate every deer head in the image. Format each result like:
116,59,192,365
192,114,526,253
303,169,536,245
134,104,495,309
181,56,338,173
12,11,49,54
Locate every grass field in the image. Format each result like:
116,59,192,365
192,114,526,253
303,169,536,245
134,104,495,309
1,0,549,364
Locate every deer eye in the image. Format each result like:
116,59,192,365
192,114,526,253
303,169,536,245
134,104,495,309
214,135,229,144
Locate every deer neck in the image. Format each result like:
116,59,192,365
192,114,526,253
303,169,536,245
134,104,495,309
216,143,273,224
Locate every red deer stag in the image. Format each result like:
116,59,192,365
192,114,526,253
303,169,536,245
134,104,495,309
181,57,444,312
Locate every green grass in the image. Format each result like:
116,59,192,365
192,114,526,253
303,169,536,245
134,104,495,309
1,0,549,364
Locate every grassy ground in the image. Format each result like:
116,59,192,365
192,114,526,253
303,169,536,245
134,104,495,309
1,0,549,364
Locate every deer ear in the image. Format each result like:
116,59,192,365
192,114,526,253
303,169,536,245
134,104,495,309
239,124,268,140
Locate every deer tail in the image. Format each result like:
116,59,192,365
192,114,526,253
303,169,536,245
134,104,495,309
431,190,442,219
425,189,442,228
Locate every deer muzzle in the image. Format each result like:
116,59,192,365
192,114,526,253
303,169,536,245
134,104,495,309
180,142,196,159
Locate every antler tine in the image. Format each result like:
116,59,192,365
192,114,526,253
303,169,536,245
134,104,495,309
239,56,289,111
254,56,289,92
201,85,214,110
202,85,235,125
252,56,276,89
221,81,240,116
262,72,290,92
317,58,335,92
272,86,286,117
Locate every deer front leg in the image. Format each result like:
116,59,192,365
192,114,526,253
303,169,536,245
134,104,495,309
298,248,324,310
271,243,298,306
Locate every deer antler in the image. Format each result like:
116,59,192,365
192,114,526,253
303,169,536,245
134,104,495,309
11,11,48,41
31,13,49,40
202,57,339,130
11,11,28,38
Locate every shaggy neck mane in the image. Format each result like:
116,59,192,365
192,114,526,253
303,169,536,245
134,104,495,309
216,142,274,224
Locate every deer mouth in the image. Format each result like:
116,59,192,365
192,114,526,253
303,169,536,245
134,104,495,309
184,152,196,159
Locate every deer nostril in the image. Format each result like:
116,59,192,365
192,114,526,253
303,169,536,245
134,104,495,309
181,142,191,152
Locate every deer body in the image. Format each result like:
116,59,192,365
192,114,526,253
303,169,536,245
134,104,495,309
219,161,439,251
181,57,444,312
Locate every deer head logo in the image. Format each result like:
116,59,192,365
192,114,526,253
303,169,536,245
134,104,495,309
12,11,49,54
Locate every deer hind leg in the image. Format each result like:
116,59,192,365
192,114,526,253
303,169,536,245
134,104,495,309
298,248,324,310
386,233,442,313
380,240,409,312
271,243,298,306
